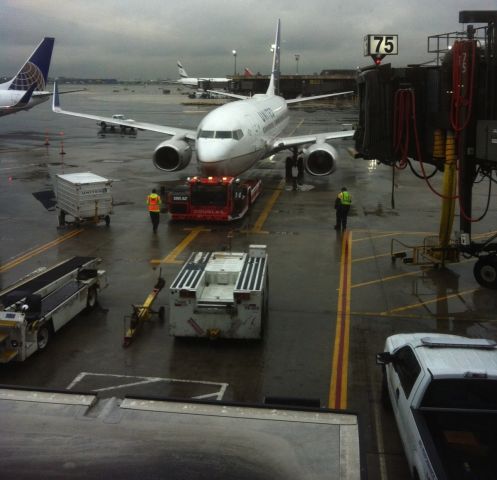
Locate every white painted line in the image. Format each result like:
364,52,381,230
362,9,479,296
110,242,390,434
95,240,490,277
66,372,228,400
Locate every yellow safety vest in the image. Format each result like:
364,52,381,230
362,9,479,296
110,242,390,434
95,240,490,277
147,193,161,212
339,191,352,205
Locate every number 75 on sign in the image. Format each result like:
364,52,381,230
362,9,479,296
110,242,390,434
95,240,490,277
363,35,398,56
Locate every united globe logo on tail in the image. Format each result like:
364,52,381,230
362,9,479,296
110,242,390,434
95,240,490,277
10,62,46,91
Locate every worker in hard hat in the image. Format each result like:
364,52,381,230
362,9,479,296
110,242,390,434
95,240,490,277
147,188,161,233
334,186,352,231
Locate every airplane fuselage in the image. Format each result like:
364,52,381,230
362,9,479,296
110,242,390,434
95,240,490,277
0,90,50,117
179,77,231,88
196,94,289,176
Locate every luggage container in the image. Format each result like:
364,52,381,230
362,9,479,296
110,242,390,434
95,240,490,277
55,172,113,227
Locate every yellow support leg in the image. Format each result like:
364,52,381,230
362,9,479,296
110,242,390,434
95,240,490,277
437,130,457,264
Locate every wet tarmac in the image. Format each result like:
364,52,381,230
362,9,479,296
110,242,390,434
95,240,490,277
1,84,497,479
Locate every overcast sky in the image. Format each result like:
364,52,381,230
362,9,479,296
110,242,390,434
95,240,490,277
1,0,495,80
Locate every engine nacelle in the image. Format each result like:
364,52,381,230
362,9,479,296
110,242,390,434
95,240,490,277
303,143,338,176
153,139,192,172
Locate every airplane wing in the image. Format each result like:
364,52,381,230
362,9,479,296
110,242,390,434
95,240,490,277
51,81,197,140
206,90,249,100
286,91,354,105
269,130,355,153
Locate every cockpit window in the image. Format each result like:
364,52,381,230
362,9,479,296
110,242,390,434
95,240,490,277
233,129,244,140
198,130,243,140
198,130,215,138
215,131,232,139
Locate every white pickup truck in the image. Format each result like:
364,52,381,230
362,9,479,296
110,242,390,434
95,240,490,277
97,114,136,132
377,333,497,480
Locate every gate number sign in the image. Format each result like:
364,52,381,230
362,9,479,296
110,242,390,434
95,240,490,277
364,35,398,56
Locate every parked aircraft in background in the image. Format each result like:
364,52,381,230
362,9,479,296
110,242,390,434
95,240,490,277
175,61,232,89
0,37,54,117
53,20,354,178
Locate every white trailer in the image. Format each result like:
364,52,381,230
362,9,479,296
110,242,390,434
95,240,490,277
55,172,113,227
169,245,268,339
0,257,107,363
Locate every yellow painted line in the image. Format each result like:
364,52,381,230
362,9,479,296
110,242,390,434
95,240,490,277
352,252,392,263
250,179,286,233
380,288,478,316
352,229,435,236
473,231,497,240
348,310,496,321
150,227,210,265
353,232,408,242
329,230,352,410
351,270,420,289
0,229,84,273
351,258,473,289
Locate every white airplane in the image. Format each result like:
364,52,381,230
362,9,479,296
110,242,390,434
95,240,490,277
175,61,232,89
0,37,55,117
52,20,354,178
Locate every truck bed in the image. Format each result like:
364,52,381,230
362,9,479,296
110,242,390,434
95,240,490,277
415,408,497,480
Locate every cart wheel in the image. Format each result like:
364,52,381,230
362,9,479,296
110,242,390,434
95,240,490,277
474,256,497,289
37,325,51,350
86,286,98,310
58,210,66,227
105,215,111,227
158,306,165,323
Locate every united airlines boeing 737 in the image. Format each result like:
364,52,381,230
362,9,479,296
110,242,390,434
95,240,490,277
53,20,354,178
0,37,54,117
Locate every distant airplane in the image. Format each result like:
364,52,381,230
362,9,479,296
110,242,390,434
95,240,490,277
175,61,232,89
52,20,354,178
243,67,254,77
0,37,54,117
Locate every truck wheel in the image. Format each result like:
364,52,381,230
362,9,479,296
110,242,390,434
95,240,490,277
86,286,98,310
37,326,51,350
105,215,111,227
474,256,497,289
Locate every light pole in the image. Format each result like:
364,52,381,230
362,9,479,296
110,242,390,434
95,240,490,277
232,50,237,76
294,54,300,74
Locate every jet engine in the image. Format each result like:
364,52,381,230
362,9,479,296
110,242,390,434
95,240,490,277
303,143,338,176
153,139,192,172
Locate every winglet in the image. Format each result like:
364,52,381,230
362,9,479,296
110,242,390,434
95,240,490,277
52,80,60,111
266,19,281,96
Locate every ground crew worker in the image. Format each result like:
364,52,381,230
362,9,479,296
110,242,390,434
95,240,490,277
147,188,161,233
335,186,352,231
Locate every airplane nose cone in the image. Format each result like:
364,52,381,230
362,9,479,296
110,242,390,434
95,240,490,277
197,140,233,163
197,140,234,176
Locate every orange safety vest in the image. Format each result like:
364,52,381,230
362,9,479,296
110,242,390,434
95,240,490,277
147,193,161,212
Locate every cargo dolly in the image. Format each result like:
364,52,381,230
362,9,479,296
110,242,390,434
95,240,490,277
0,256,107,362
